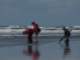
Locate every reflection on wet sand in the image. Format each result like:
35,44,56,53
63,38,71,57
23,38,40,60
32,42,40,60
63,45,71,58
59,35,71,59
0,36,80,60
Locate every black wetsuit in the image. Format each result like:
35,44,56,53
64,29,70,38
64,29,70,47
59,28,71,44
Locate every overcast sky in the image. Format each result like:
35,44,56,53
0,0,80,26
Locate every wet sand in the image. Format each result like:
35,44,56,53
0,36,80,60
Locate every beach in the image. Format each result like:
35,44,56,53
0,35,80,60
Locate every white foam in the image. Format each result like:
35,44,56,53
0,26,80,34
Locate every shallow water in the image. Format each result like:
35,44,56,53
0,36,80,60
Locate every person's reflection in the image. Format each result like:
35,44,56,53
23,44,33,56
23,21,41,56
32,41,40,60
59,37,71,59
63,38,71,58
28,45,33,55
23,38,40,60
64,46,71,57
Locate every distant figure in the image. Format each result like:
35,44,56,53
23,21,40,55
58,27,71,59
59,26,71,44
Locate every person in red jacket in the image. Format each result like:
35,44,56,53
32,21,41,36
23,21,41,55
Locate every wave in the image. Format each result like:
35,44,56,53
0,25,80,34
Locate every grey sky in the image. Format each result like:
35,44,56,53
0,0,80,26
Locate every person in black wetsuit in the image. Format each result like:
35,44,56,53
59,26,71,47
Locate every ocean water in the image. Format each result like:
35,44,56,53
0,35,80,60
